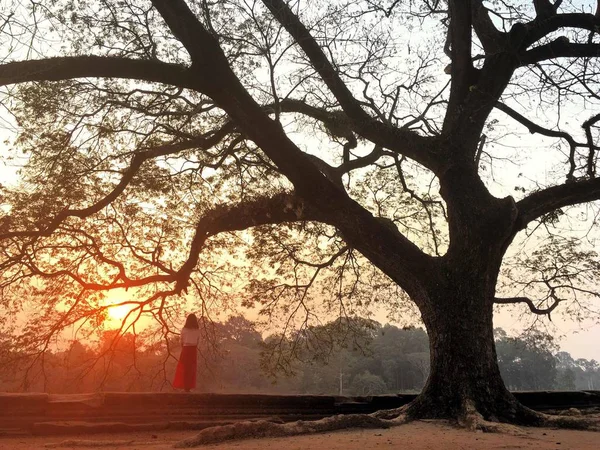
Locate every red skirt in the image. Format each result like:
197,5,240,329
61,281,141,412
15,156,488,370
173,345,197,390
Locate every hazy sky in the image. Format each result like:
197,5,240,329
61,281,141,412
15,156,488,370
0,0,599,364
495,311,600,362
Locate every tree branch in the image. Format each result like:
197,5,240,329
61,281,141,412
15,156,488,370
149,0,349,198
335,146,386,175
0,56,195,89
444,0,475,130
582,113,600,178
471,1,504,53
523,13,600,49
173,192,326,291
275,100,386,177
0,132,230,241
520,39,600,65
8,193,327,294
515,178,600,230
495,101,589,180
495,296,562,316
276,98,357,161
495,102,582,144
0,0,434,299
260,0,438,172
146,1,434,289
150,0,224,71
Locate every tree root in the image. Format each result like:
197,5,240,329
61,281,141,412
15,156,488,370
457,399,600,434
457,400,528,435
371,405,408,419
543,413,600,431
173,398,600,447
173,414,406,448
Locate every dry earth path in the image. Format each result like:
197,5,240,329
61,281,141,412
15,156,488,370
1,420,599,450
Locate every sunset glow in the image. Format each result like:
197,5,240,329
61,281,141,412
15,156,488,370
107,302,137,322
102,289,139,325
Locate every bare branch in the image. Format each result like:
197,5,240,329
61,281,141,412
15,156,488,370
516,178,600,230
495,101,590,180
150,0,228,74
471,2,504,53
260,0,438,172
523,13,600,49
582,113,600,178
521,39,600,66
174,192,326,292
443,0,475,130
335,146,385,175
0,57,194,89
495,296,562,316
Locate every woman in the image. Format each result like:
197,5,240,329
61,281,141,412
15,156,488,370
173,313,201,392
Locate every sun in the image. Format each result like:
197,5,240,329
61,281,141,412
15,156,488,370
107,303,136,322
103,288,138,325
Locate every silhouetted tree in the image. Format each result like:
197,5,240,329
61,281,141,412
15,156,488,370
1,0,600,426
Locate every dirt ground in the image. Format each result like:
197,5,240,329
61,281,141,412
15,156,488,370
1,421,599,450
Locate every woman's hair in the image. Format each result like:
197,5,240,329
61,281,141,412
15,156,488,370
184,313,199,329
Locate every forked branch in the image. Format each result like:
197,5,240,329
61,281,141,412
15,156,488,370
174,192,326,291
260,0,438,172
495,101,594,180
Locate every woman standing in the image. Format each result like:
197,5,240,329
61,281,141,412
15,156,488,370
173,313,201,392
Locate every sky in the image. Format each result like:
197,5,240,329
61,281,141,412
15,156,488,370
0,0,599,365
494,310,600,362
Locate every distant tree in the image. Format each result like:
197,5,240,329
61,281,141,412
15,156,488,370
218,316,262,347
496,329,557,391
350,370,387,396
576,358,599,390
555,368,576,391
556,351,577,371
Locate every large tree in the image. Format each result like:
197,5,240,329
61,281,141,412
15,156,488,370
1,0,600,429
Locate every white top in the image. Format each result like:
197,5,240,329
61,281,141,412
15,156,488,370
181,328,201,346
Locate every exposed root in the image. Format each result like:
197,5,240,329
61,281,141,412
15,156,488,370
45,440,134,448
543,413,600,431
371,405,408,420
456,400,600,434
457,400,526,435
173,395,600,448
173,414,404,448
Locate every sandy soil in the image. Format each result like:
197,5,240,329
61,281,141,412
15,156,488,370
1,421,599,450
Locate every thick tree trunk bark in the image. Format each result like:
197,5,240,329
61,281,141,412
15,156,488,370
412,298,513,419
398,163,544,424
406,265,541,425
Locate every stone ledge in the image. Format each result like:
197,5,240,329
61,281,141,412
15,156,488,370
1,391,598,434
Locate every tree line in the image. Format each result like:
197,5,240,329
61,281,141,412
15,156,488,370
1,317,597,395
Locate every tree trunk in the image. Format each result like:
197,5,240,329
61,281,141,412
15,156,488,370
406,265,540,425
396,162,544,423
